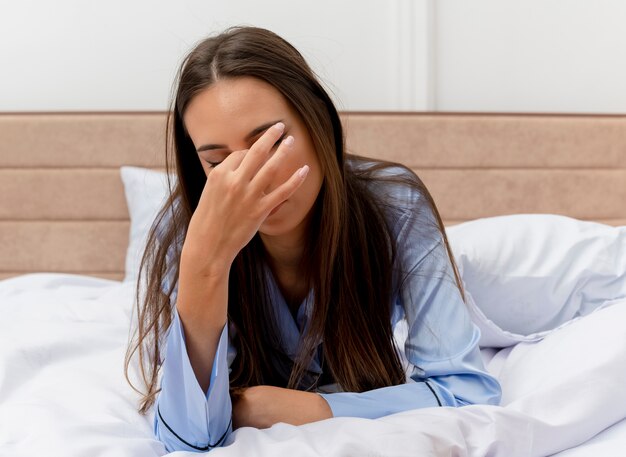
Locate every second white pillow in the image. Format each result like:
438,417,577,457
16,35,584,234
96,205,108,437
446,214,626,343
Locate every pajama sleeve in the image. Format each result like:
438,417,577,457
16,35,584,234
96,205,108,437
318,181,502,419
154,309,233,452
152,235,234,452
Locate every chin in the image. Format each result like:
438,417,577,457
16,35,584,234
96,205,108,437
259,196,317,236
258,217,294,236
259,210,304,236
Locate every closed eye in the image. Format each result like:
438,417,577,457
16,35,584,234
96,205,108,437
205,159,222,167
203,133,286,169
272,133,287,149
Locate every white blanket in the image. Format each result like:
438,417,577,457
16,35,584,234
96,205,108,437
0,273,625,457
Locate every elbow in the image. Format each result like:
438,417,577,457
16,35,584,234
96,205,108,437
429,370,502,408
480,374,503,406
454,375,502,408
486,380,503,406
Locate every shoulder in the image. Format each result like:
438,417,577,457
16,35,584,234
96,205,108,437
346,155,440,241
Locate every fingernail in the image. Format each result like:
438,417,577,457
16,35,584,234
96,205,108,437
284,135,294,146
298,165,309,178
274,122,285,131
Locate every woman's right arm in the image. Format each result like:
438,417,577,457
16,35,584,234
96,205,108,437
153,189,236,453
153,122,309,452
176,262,230,396
154,290,233,452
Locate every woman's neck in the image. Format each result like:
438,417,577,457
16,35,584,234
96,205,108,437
260,229,305,273
260,227,310,315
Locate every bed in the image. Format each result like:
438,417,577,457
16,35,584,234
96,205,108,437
0,112,625,456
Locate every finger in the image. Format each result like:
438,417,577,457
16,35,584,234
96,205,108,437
219,148,247,172
262,164,310,213
249,134,294,193
237,122,285,180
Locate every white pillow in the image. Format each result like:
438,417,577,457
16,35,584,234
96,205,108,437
120,167,173,283
446,214,626,347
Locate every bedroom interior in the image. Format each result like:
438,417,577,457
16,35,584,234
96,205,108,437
1,1,626,455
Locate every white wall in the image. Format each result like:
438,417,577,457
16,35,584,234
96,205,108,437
0,0,431,112
1,0,625,113
435,0,626,113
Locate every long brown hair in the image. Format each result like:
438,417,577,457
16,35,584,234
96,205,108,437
124,26,465,415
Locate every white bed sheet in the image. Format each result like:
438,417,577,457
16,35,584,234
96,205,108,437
552,418,626,456
0,273,625,457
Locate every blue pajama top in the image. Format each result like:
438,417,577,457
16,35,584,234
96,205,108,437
153,164,502,453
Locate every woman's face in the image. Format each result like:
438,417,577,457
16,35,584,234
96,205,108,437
183,76,324,237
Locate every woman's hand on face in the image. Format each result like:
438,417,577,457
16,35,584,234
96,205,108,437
231,385,333,430
181,122,310,277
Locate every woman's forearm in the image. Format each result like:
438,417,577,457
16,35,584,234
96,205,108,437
176,261,230,394
232,385,333,429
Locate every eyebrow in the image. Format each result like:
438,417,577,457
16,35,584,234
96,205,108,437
196,119,284,152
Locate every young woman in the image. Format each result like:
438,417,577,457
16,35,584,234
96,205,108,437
125,26,501,453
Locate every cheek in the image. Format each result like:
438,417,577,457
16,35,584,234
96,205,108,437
309,167,324,197
295,164,322,205
271,149,303,182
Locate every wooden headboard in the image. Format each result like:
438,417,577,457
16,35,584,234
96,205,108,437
1,112,625,281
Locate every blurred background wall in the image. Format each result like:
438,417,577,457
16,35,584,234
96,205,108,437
1,0,625,113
